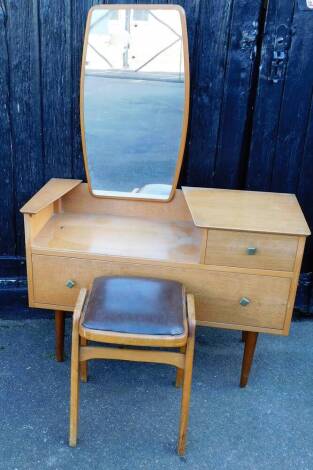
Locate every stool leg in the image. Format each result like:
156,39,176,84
55,310,65,362
176,346,186,388
178,295,196,456
240,332,258,388
80,337,88,383
69,325,80,447
69,288,87,447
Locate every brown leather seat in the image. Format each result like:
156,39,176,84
82,276,185,336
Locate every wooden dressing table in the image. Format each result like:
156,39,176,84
21,178,310,386
20,4,310,386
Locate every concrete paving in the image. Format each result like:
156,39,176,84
1,308,313,470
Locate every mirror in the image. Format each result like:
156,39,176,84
81,5,189,201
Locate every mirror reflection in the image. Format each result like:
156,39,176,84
82,6,187,200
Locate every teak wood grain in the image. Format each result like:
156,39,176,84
283,236,306,333
62,183,194,222
240,332,259,387
21,178,81,214
21,179,310,386
31,212,203,265
32,253,290,332
205,229,298,271
182,187,310,235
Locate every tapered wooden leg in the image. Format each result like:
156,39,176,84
80,337,88,383
55,310,65,362
241,331,248,343
69,290,87,447
178,295,196,456
69,332,80,447
176,346,186,388
240,332,259,388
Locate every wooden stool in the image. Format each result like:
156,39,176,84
69,276,196,455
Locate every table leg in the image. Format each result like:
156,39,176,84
240,332,258,388
55,310,65,362
241,331,248,343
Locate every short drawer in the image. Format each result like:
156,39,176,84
32,254,111,307
205,230,298,271
32,254,290,331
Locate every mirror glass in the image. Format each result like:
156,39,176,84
81,6,188,200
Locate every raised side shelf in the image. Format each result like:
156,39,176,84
182,186,310,235
21,178,82,214
32,212,203,265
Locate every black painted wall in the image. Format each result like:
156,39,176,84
0,0,312,304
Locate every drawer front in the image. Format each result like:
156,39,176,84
32,254,291,331
194,271,290,329
205,230,298,271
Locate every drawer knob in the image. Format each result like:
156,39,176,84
66,279,76,289
240,297,251,307
246,246,257,255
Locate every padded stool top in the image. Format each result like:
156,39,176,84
82,276,185,336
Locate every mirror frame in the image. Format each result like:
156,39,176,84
80,4,190,202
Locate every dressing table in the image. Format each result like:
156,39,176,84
21,4,310,386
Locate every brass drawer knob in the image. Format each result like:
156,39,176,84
239,297,251,307
66,279,76,289
246,246,257,255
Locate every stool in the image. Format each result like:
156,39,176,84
69,276,196,455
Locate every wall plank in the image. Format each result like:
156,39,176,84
271,7,313,193
297,95,313,273
39,0,72,180
246,0,295,190
213,0,262,188
4,0,44,255
184,0,234,187
0,0,15,255
71,0,104,180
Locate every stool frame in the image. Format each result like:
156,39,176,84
69,287,196,455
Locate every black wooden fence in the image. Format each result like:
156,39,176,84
1,0,313,310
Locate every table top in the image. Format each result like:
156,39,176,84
32,212,203,264
182,187,311,236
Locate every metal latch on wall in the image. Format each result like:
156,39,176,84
269,24,290,84
270,51,287,83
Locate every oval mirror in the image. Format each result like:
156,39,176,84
81,5,189,201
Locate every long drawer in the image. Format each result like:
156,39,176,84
205,230,298,271
32,254,291,330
